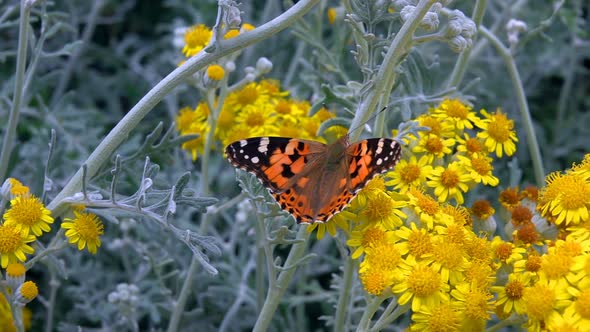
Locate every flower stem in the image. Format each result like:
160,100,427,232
0,2,32,183
479,26,545,186
355,295,385,332
333,256,355,332
253,226,310,332
350,0,437,141
446,0,488,89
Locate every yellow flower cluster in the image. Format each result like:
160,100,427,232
311,99,525,329
346,150,590,330
176,79,346,160
181,23,256,58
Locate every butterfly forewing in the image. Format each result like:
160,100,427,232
225,137,326,193
346,138,402,193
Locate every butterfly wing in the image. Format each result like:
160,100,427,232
346,138,402,193
225,136,326,194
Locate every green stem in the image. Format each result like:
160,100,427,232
46,0,321,218
166,256,200,332
355,295,385,332
446,0,488,89
44,269,59,332
350,0,437,141
479,26,545,186
0,2,32,183
333,257,356,332
253,226,310,332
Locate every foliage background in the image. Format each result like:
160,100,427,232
0,0,588,331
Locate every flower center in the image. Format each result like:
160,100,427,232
5,197,44,227
559,175,590,210
425,137,443,153
237,86,258,106
524,285,555,320
440,169,459,188
408,265,440,297
505,280,525,300
445,100,469,119
75,214,104,240
400,164,421,183
471,157,492,175
487,113,513,143
361,227,387,248
0,226,23,254
465,138,484,153
408,230,433,257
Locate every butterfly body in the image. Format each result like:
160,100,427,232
225,136,401,224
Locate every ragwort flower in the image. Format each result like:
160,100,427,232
3,195,54,237
476,108,518,157
61,211,105,254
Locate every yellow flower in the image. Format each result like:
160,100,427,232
498,187,521,210
471,199,495,220
327,7,338,25
346,222,390,259
433,98,483,130
412,134,455,163
415,114,455,138
3,195,54,237
392,259,450,312
431,240,468,285
6,178,29,197
406,189,441,229
457,154,499,186
176,106,200,133
16,281,38,304
0,224,35,268
491,272,532,315
538,172,590,226
359,191,407,230
521,279,571,331
223,29,240,39
571,153,590,179
61,211,105,254
426,162,471,204
181,122,209,161
206,64,225,81
490,236,526,265
395,222,435,259
306,211,352,240
385,155,432,192
360,265,394,296
476,108,518,157
451,282,494,321
411,303,460,332
182,24,212,57
456,133,487,156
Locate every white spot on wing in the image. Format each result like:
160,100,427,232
376,139,384,154
258,137,270,153
376,158,383,165
239,140,248,147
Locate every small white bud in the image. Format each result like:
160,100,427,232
420,12,439,31
225,61,236,72
448,36,469,53
244,73,256,82
400,5,415,22
256,57,273,74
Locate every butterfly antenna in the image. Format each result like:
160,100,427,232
348,106,388,135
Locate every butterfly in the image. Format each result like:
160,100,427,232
225,136,402,224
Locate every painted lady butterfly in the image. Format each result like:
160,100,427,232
225,136,402,224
